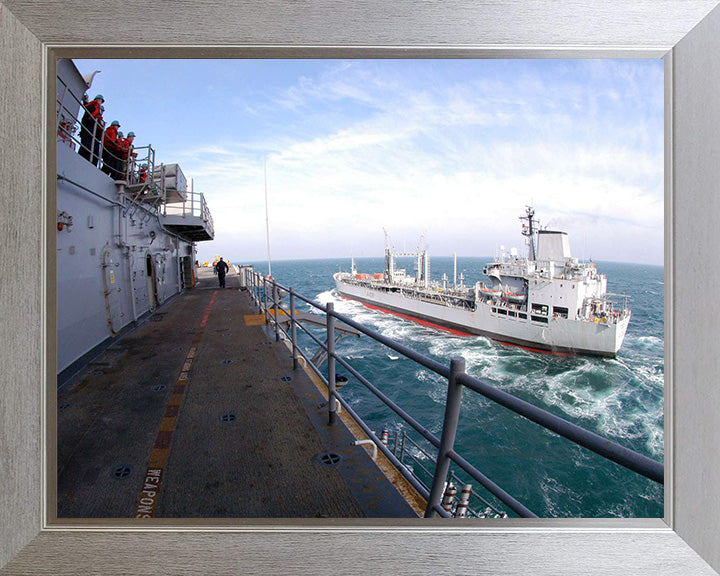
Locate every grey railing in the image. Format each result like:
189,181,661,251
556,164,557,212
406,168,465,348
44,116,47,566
56,75,158,187
245,270,664,518
162,189,215,238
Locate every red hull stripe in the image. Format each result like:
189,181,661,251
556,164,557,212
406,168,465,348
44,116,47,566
339,295,474,337
338,295,577,357
493,339,576,357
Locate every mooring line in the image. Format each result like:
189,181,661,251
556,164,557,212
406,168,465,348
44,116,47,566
134,290,218,518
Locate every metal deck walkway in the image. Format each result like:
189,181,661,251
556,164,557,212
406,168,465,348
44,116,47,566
56,267,419,519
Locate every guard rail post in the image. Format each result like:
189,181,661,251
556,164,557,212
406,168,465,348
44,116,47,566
424,356,466,518
263,277,268,324
327,302,337,425
290,288,298,370
255,272,260,308
272,280,279,342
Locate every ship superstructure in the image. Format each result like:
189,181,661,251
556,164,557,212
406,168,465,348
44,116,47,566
334,207,631,357
56,59,215,378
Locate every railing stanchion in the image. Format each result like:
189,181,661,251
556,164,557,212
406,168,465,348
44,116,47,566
272,281,279,342
290,288,298,370
263,276,268,323
424,356,465,518
327,302,337,426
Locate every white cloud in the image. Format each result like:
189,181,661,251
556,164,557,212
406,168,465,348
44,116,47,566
186,61,663,265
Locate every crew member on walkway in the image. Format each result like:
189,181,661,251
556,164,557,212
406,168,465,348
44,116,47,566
79,94,104,165
94,106,106,166
102,120,121,179
119,131,136,179
215,257,229,288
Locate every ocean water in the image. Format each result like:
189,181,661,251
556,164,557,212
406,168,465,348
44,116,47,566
241,257,664,518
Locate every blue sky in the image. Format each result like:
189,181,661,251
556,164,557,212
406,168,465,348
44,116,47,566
75,59,664,265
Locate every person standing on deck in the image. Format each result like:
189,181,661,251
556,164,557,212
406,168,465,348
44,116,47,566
79,94,104,165
119,131,136,180
102,120,121,179
93,106,106,166
215,258,229,288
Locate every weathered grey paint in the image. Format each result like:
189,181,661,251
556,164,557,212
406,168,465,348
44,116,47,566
55,61,201,374
56,143,191,374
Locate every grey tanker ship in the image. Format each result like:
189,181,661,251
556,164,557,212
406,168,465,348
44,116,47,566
334,207,631,357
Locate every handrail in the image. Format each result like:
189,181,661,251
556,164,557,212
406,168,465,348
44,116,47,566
455,372,664,483
162,190,215,238
245,269,664,518
56,75,157,191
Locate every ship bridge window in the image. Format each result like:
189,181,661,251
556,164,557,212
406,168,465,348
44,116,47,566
518,312,527,319
531,315,549,324
508,310,517,318
497,308,507,315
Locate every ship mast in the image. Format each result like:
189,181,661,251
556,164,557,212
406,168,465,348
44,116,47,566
383,228,394,282
453,252,457,287
417,233,426,284
520,205,539,261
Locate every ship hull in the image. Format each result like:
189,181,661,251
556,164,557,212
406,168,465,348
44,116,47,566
335,277,629,357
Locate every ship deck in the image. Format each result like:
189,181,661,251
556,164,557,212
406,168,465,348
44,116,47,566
56,266,421,519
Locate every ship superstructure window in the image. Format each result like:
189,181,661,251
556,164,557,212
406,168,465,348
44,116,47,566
553,306,569,319
531,303,549,316
518,313,527,319
531,315,549,324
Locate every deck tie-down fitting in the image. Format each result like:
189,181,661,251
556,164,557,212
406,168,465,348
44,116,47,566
353,439,377,460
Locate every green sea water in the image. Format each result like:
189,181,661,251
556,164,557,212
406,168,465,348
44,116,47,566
241,256,664,518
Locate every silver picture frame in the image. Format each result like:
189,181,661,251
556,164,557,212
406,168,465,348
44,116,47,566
1,1,719,574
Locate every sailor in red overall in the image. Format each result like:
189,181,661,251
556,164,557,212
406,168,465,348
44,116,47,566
119,131,135,180
102,120,121,179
